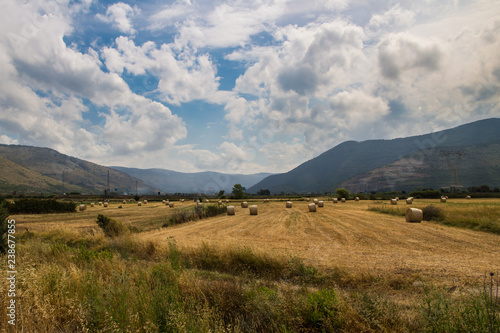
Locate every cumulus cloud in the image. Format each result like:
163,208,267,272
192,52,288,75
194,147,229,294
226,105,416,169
96,2,139,35
378,33,442,80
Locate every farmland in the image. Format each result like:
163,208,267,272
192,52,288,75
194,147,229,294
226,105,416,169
1,198,499,332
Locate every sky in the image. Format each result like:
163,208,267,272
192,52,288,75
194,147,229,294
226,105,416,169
0,0,499,175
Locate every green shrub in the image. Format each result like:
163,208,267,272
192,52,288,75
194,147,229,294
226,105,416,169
5,199,76,214
164,204,227,227
336,188,350,199
96,214,128,237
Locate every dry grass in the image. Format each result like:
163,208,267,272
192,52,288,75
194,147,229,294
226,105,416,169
136,199,500,285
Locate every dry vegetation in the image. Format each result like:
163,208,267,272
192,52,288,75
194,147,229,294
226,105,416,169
1,198,499,332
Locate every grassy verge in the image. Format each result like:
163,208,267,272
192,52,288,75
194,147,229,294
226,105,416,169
163,203,228,227
1,227,498,332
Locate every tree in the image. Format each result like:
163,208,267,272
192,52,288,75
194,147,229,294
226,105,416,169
217,190,225,198
232,184,246,199
256,189,270,196
336,188,350,200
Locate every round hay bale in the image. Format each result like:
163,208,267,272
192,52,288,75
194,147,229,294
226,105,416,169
333,198,338,203
197,202,202,208
341,198,346,203
406,208,423,223
466,195,471,199
98,202,103,206
162,200,166,203
313,198,318,205
390,199,397,205
103,202,108,207
308,203,317,212
355,197,360,201
249,205,258,215
218,200,222,205
123,200,127,204
181,199,185,202
143,200,148,204
306,198,310,201
90,203,95,207
205,199,209,203
318,201,324,207
406,198,413,204
138,202,142,206
227,206,235,215
79,204,86,211
286,201,292,208
169,202,174,208
241,201,248,208
226,199,229,203
440,197,447,203
395,197,400,201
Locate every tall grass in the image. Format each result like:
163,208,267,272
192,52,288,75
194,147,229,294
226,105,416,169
368,203,500,235
163,204,228,227
1,228,498,332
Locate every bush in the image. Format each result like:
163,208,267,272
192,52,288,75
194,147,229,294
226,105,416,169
163,204,227,227
422,205,445,221
5,199,76,214
336,188,350,200
96,214,128,237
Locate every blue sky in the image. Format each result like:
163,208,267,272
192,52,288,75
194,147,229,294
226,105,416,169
1,0,499,174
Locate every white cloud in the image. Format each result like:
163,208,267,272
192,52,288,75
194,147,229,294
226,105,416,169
96,2,139,35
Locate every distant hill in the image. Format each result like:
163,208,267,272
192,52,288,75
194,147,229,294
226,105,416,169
248,118,500,194
0,145,157,194
338,140,500,193
110,167,273,194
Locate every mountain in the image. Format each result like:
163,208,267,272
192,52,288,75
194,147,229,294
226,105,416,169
337,140,500,193
0,145,157,194
110,167,273,194
248,118,500,194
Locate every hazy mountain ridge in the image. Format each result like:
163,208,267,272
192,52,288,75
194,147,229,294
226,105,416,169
110,167,273,194
0,145,157,194
248,118,500,194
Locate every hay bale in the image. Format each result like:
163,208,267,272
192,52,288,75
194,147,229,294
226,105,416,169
355,197,360,201
205,199,209,203
313,198,318,205
249,205,258,215
226,199,229,203
333,198,338,203
390,199,397,205
79,204,86,211
197,202,202,208
308,203,316,212
123,200,126,204
162,200,166,203
241,201,248,208
138,202,142,206
406,198,413,204
90,203,95,207
406,208,423,223
440,197,447,203
318,201,324,207
341,198,346,203
143,200,148,204
466,195,471,199
227,206,235,215
218,200,222,205
169,202,174,208
103,202,108,207
98,202,103,206
286,201,292,208
181,199,185,202
306,198,310,201
395,197,400,201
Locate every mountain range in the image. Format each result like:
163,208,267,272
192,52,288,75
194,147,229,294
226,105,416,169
0,145,157,195
109,167,272,194
248,118,500,194
0,118,499,195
